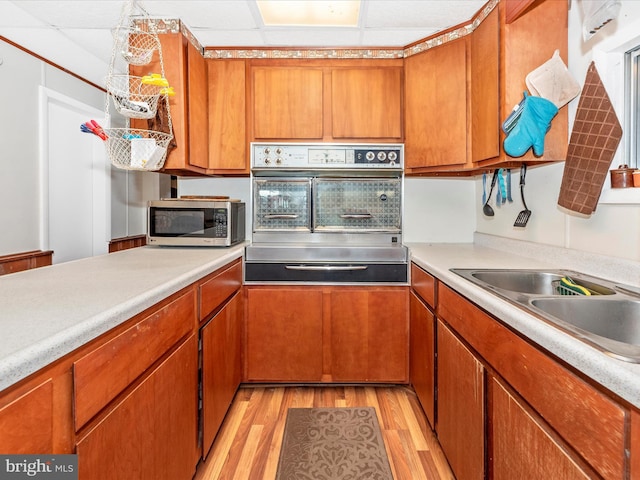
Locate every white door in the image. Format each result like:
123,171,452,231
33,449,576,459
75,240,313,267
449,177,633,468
40,87,110,264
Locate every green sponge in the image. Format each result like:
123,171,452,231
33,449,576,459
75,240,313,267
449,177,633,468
559,276,591,296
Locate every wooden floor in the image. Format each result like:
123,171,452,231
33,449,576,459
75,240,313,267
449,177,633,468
194,385,454,480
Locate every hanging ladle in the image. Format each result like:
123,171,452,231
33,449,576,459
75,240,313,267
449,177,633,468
483,169,499,216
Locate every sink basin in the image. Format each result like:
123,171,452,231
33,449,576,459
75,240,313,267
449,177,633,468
462,269,616,296
450,268,640,362
531,298,640,362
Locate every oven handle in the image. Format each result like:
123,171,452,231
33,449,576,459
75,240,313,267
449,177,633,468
340,213,372,219
264,214,299,219
285,265,368,271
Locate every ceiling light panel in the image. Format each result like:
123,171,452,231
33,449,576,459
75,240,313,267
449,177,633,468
257,1,361,27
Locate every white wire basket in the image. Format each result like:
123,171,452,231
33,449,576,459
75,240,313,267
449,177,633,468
104,128,172,171
106,75,162,119
112,26,158,65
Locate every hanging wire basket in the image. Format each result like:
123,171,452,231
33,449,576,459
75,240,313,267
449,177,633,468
106,75,162,119
112,26,158,66
104,128,172,171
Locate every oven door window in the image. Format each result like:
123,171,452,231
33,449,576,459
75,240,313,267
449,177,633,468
150,207,226,238
253,178,312,231
313,178,402,232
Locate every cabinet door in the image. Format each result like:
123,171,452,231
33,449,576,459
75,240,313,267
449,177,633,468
252,67,324,139
0,379,54,453
331,68,402,140
201,292,243,457
207,59,247,172
245,288,324,381
409,292,435,427
437,320,484,480
187,38,209,171
490,377,593,479
330,288,408,382
131,33,188,173
76,336,199,480
405,38,467,169
469,6,499,162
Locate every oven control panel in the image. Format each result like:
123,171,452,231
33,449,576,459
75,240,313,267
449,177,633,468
251,143,403,170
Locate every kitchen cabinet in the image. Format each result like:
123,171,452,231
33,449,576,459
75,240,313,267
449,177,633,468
76,335,199,480
201,291,243,458
206,59,247,173
409,264,436,427
437,282,628,479
405,0,568,175
490,376,594,479
0,379,55,453
250,60,403,142
330,288,408,382
132,34,246,175
437,320,485,480
244,285,409,383
405,7,499,173
494,0,568,165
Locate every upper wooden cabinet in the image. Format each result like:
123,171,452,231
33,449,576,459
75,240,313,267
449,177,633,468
405,0,568,175
206,59,248,174
249,60,404,142
405,7,499,173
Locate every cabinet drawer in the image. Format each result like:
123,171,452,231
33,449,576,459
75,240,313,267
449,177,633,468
411,263,436,308
73,289,195,430
199,259,242,322
438,284,626,480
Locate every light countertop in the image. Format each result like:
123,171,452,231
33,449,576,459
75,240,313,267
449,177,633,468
0,244,246,392
2,236,639,410
407,238,640,409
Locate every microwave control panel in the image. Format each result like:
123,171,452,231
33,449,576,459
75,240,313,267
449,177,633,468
251,143,403,170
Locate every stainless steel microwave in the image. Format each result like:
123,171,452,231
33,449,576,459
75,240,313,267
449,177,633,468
147,199,245,247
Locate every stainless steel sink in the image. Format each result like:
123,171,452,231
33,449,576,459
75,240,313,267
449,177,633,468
530,297,640,362
450,268,640,362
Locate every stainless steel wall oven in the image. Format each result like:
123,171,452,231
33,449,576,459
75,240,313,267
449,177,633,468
245,143,408,284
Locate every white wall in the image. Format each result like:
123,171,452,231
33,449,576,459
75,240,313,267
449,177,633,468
475,0,640,263
0,38,155,258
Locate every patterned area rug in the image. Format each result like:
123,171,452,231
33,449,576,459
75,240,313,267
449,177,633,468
276,407,393,480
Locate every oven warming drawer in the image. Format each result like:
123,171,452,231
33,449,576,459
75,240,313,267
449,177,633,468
244,244,409,284
244,262,408,284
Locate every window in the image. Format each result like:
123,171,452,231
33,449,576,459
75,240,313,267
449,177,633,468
625,45,640,169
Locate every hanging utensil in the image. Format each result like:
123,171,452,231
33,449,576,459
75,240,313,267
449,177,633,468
483,169,499,217
482,172,487,205
514,164,532,227
506,169,513,203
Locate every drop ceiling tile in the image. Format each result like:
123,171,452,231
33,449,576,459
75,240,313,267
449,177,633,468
364,0,485,29
361,28,439,47
263,28,361,47
191,29,265,47
7,1,123,29
146,1,259,29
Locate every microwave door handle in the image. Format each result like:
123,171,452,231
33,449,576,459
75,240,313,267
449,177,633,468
264,214,299,219
285,265,368,271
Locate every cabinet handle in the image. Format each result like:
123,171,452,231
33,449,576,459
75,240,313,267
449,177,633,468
285,265,368,271
340,213,372,219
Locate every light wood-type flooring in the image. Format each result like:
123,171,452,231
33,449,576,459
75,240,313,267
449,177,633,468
194,385,454,480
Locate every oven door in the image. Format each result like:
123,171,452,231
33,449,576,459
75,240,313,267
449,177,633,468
313,178,402,232
253,178,312,232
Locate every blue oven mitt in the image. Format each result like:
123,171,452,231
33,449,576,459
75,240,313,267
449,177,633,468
504,92,558,157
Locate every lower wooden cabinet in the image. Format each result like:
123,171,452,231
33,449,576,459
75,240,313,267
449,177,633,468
201,291,243,457
0,379,55,453
245,286,409,383
245,287,324,381
437,320,485,480
409,291,435,427
490,376,594,479
76,335,199,480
